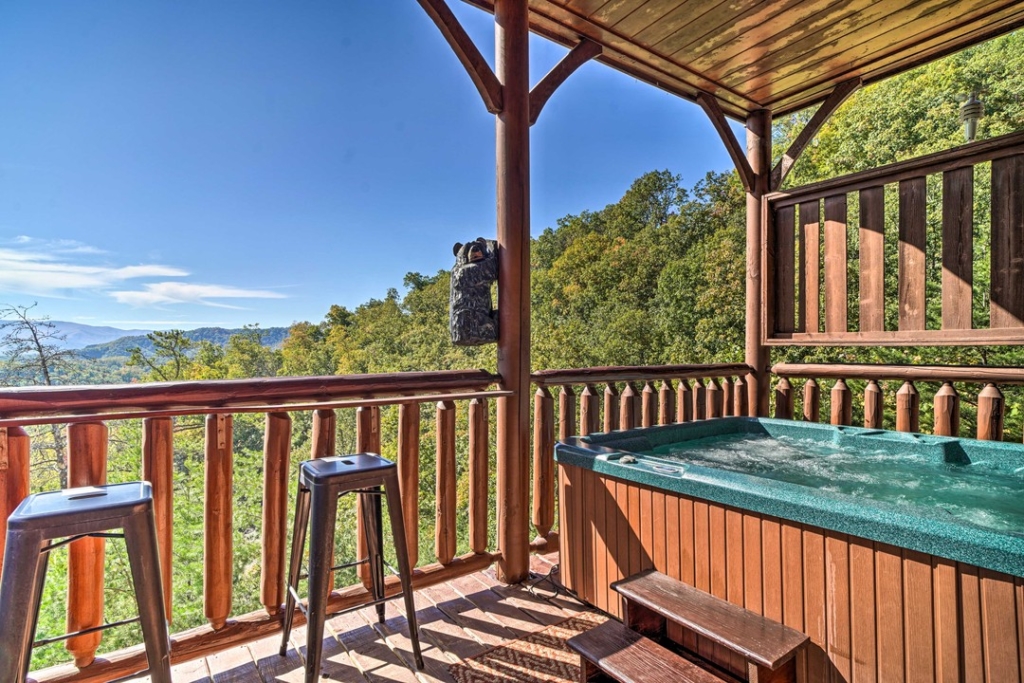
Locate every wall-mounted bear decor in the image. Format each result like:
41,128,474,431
450,238,498,345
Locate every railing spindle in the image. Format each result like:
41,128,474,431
142,417,175,619
311,408,336,459
830,379,852,426
721,377,733,417
802,378,820,422
470,398,489,554
658,380,675,425
356,406,381,587
977,383,1005,441
864,379,883,428
733,375,748,417
693,378,707,420
933,383,960,437
775,377,794,419
619,382,638,430
642,381,656,427
532,388,554,540
707,378,723,418
559,386,576,441
677,379,693,422
0,427,30,578
580,384,600,436
204,414,233,631
435,401,457,565
260,413,290,616
397,403,420,567
67,422,108,666
604,383,619,433
896,381,920,432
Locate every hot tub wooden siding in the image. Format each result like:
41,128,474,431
559,462,1024,683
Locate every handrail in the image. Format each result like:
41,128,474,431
772,363,1024,385
531,363,752,386
0,369,500,419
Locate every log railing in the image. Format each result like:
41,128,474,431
772,363,1024,441
764,130,1024,347
0,370,506,682
529,363,752,549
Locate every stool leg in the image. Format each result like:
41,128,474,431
280,486,311,657
383,473,423,670
359,488,385,624
305,485,338,683
123,510,172,683
0,528,48,682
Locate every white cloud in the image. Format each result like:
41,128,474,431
111,282,286,309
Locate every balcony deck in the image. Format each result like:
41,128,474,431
136,552,582,683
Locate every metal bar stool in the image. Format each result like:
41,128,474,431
280,453,423,681
0,481,171,683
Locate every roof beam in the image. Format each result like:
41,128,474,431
529,38,602,126
696,92,755,193
771,78,861,191
417,0,504,113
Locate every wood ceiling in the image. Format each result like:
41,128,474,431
462,0,1024,119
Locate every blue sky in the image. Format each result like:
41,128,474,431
0,2,738,330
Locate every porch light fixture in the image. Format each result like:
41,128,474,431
960,92,984,142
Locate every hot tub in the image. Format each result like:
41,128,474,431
556,417,1024,682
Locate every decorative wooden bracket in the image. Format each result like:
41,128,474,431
696,91,756,193
529,38,602,125
771,77,861,191
417,0,504,114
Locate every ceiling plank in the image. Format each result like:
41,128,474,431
696,92,756,192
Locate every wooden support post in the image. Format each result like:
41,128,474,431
676,379,693,422
658,380,675,425
532,388,554,540
746,109,772,415
204,414,233,631
933,383,960,437
310,408,335,459
775,378,794,420
0,427,29,578
803,379,820,423
864,379,884,428
619,382,638,430
896,381,920,433
559,386,576,441
604,383,619,433
356,405,381,587
470,398,490,554
398,403,421,567
495,0,531,584
66,422,108,667
142,417,175,620
436,401,458,565
580,384,600,436
830,379,852,426
642,381,657,427
977,383,1004,441
260,413,290,616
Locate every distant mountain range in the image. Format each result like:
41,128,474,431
40,321,153,349
72,325,290,360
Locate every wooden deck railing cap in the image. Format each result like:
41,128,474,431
772,362,1024,385
531,363,753,386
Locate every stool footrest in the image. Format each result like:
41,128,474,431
33,616,141,648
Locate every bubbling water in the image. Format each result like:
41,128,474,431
646,433,1024,534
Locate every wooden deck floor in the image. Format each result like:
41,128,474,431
135,552,587,682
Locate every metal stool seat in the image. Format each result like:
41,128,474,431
280,453,423,681
0,481,171,683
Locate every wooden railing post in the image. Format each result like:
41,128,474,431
619,382,638,430
580,384,600,436
559,386,576,441
658,380,675,425
142,417,174,619
864,379,884,428
693,378,707,420
642,381,657,427
204,414,233,631
260,413,290,616
311,408,336,459
802,378,820,422
435,401,457,565
707,378,723,418
470,398,490,554
67,421,108,667
532,388,554,540
734,375,748,417
830,379,852,426
356,406,381,587
397,403,421,567
933,383,960,437
677,379,693,422
896,381,920,433
0,427,30,579
774,378,794,419
604,383,619,433
977,383,1004,441
721,377,733,417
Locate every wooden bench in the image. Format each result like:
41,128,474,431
612,570,809,683
566,619,729,683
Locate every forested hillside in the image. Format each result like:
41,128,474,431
12,30,1024,670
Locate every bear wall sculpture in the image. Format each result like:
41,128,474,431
450,238,498,345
